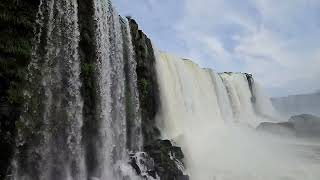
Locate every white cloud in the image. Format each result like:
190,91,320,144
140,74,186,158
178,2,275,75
175,0,320,96
115,0,320,96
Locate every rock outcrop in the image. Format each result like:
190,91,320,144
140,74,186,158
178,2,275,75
130,140,189,180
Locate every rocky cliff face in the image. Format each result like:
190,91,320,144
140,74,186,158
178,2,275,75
128,18,161,145
127,18,188,180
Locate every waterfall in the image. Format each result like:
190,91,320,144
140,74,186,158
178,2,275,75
91,0,143,178
13,0,143,180
14,0,85,180
154,50,320,180
154,52,224,139
154,51,274,137
209,72,234,123
93,0,127,178
219,73,265,126
123,21,143,152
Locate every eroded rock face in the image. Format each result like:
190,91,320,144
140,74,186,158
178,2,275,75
130,152,159,180
130,140,189,180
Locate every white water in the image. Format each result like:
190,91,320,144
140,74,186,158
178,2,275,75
155,50,320,180
209,72,234,123
124,20,143,152
220,73,261,126
93,0,127,178
14,1,144,180
15,0,86,179
92,1,144,179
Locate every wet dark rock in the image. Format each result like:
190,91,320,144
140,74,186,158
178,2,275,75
144,139,188,180
128,18,161,144
129,152,158,179
129,139,189,180
128,17,188,180
245,73,256,103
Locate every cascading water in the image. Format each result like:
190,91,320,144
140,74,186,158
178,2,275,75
93,0,127,178
219,73,272,126
154,50,320,180
208,72,234,123
14,0,85,180
13,1,144,180
154,51,274,137
91,1,143,178
122,19,143,153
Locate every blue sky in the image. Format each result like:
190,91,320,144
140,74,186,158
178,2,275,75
114,0,320,97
